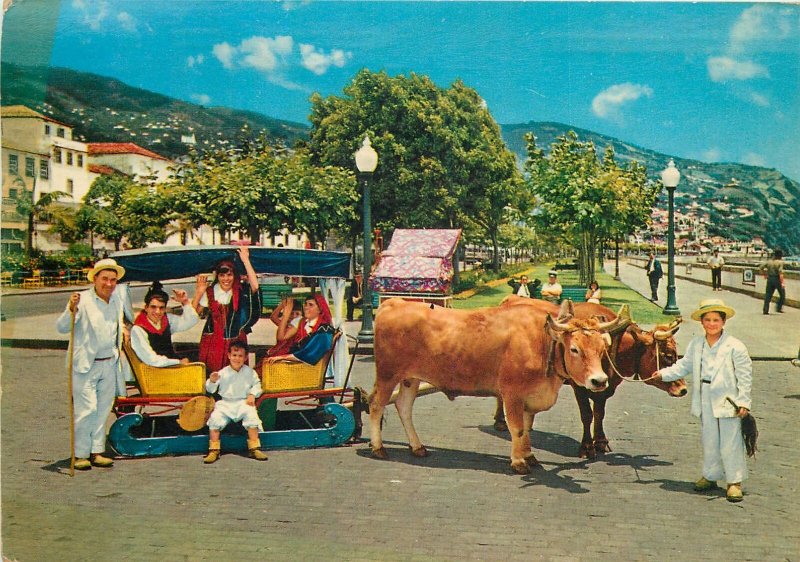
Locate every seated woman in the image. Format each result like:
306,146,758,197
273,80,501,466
131,282,199,366
265,297,303,358
192,246,262,372
585,280,602,304
265,294,334,366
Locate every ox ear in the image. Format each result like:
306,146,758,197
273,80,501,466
545,313,570,340
654,316,682,341
557,299,574,322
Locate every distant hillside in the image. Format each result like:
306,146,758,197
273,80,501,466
1,63,309,158
2,63,797,253
502,122,800,254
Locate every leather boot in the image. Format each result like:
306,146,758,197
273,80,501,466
90,453,114,468
247,438,268,461
203,440,221,464
74,458,91,471
726,483,743,502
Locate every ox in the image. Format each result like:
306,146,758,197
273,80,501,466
495,295,685,458
369,298,630,474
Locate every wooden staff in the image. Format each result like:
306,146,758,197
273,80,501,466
67,306,76,477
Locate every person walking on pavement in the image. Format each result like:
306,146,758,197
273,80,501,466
55,258,134,471
707,249,725,291
760,249,786,315
653,298,752,502
645,251,663,302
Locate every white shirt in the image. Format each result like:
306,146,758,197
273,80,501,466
198,285,232,307
516,284,530,297
130,306,200,367
707,255,725,268
93,291,121,358
205,364,262,401
541,282,562,297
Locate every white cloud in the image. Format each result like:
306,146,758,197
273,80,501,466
749,92,770,107
702,148,722,163
212,42,236,69
299,44,351,75
742,152,767,167
191,93,212,106
72,0,109,31
591,83,653,120
730,5,796,54
116,11,137,33
707,56,769,82
187,54,205,68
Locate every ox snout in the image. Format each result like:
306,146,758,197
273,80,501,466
669,380,688,397
588,373,609,392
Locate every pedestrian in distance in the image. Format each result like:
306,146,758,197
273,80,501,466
507,274,540,298
645,251,663,302
760,249,786,315
56,258,134,471
203,341,268,464
707,249,725,291
653,298,752,502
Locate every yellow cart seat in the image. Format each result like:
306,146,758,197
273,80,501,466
261,331,341,393
122,340,206,396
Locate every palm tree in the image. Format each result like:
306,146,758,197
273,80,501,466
15,178,70,255
165,218,199,246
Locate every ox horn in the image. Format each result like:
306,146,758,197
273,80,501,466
653,316,683,341
545,313,571,334
557,299,574,322
596,303,632,333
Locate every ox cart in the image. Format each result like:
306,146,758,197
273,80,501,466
107,246,363,458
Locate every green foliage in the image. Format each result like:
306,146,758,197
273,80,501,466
308,69,521,262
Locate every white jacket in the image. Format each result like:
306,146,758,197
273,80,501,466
56,286,134,393
659,332,752,418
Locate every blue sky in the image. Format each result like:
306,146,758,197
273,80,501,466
3,1,800,180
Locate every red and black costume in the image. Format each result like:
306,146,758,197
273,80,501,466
134,311,178,359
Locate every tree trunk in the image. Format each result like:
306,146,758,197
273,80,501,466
491,233,500,272
26,213,35,256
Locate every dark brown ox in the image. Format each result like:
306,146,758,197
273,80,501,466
496,296,685,458
369,298,629,474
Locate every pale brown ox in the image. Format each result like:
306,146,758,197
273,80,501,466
496,295,685,458
369,298,630,474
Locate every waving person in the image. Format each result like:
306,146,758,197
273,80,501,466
192,247,262,372
265,294,334,366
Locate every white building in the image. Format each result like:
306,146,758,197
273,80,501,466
87,142,172,183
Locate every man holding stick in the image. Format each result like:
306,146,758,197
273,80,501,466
56,258,134,471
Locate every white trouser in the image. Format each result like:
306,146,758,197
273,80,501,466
73,359,118,458
700,385,747,484
207,399,263,431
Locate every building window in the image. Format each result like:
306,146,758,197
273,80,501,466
57,127,65,138
66,179,74,194
77,154,84,167
66,152,73,166
54,149,62,164
8,188,18,199
45,124,51,135
8,154,18,174
25,157,35,177
39,160,49,179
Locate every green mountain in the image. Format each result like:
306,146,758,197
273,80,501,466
2,63,797,253
502,122,800,254
1,63,309,158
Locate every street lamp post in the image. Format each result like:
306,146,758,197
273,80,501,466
354,135,378,343
661,159,681,316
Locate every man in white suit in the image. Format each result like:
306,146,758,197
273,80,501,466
654,298,752,502
56,258,134,470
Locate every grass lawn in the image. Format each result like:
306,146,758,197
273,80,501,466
451,261,679,327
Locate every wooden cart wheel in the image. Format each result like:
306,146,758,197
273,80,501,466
177,396,215,432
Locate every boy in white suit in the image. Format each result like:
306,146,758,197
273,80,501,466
56,258,134,470
654,299,752,502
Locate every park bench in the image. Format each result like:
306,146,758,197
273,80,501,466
554,260,579,271
559,286,587,303
259,283,293,314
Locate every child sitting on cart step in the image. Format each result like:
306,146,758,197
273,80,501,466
203,341,268,464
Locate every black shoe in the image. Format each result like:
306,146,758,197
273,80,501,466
763,312,770,315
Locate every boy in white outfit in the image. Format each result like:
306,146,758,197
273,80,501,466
203,341,268,463
654,299,752,502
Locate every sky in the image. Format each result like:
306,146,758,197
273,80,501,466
3,1,800,180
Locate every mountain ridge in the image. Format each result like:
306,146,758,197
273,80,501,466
2,63,798,253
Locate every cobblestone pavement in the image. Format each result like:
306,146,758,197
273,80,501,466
2,347,798,561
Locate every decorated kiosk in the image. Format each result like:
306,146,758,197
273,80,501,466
369,229,461,307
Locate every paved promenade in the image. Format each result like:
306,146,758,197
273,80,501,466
2,260,799,560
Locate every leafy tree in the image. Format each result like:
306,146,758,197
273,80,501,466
308,69,521,269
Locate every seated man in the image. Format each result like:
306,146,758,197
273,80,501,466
540,270,563,303
507,274,540,298
131,281,200,366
